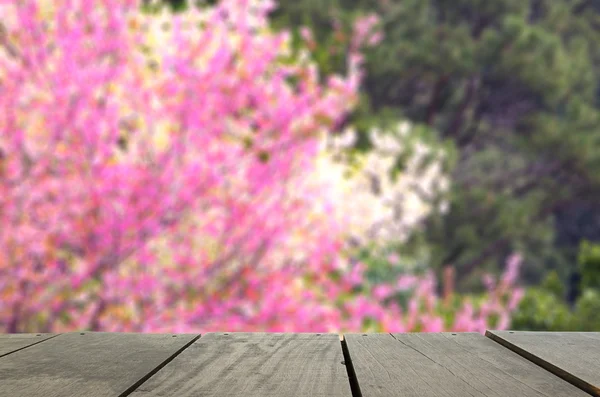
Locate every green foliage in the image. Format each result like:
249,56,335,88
511,286,573,331
578,241,600,290
574,288,600,331
541,270,565,299
512,285,600,331
512,244,600,331
269,0,600,289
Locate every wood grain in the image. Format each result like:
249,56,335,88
344,332,589,397
0,333,57,358
128,332,352,397
0,332,199,397
486,331,600,396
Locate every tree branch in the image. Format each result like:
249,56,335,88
445,76,478,138
425,75,449,126
458,238,510,277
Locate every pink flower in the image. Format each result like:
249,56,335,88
387,253,400,264
0,0,523,335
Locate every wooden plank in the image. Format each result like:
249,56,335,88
486,331,600,396
128,332,352,396
0,333,58,358
0,332,200,397
344,332,589,397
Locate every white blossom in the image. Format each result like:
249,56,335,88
308,121,451,253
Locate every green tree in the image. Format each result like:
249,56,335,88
511,271,573,331
267,0,600,291
579,241,600,290
512,243,600,331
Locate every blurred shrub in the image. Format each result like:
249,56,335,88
511,241,600,331
579,241,600,291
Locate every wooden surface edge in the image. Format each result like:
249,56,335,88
0,334,62,359
485,330,600,397
121,333,202,397
127,333,351,397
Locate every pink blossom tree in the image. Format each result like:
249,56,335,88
0,0,522,333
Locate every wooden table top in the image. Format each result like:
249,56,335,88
0,331,598,396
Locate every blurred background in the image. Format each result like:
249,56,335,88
1,0,600,333
171,0,600,331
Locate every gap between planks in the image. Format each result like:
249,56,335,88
119,334,201,397
485,331,600,397
340,335,363,397
0,333,62,359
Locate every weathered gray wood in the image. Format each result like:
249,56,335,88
0,333,58,358
129,332,351,396
486,331,600,396
0,332,200,397
344,332,589,397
